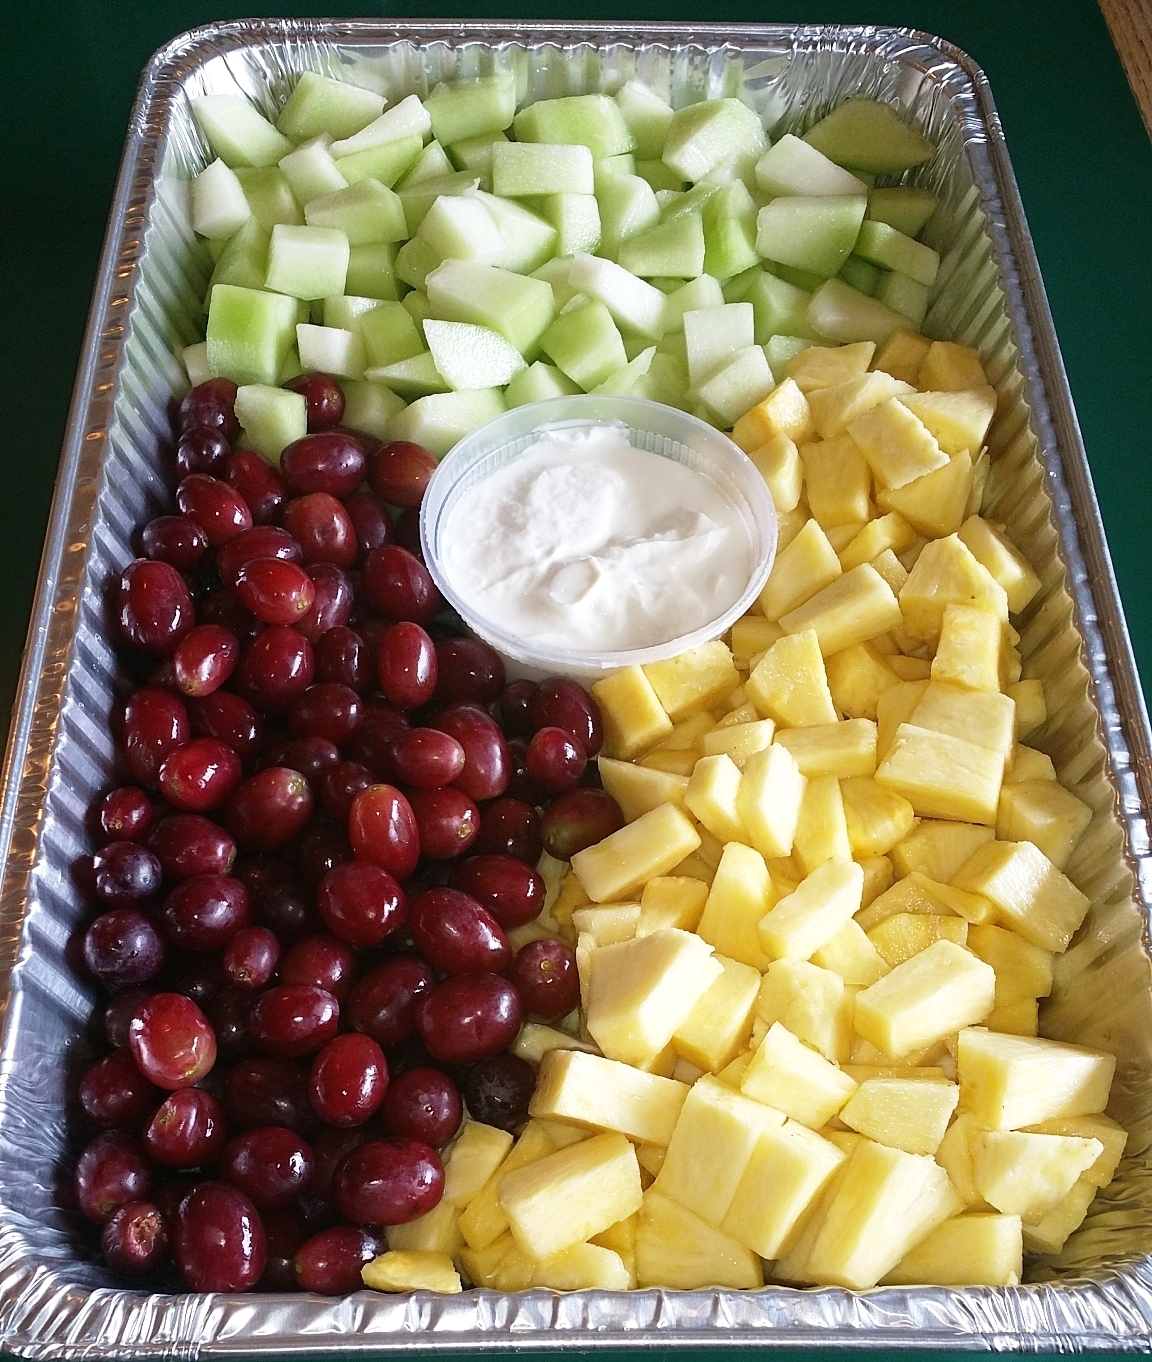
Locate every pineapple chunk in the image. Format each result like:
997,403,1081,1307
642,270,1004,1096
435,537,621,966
740,1022,858,1128
732,376,813,449
362,1250,462,1293
529,1049,690,1146
812,920,889,987
1005,745,1056,783
499,1132,644,1259
758,856,864,962
1021,1177,1098,1255
909,681,1016,757
870,547,910,595
800,435,872,528
442,1122,515,1207
838,512,918,572
748,434,805,514
876,678,928,759
930,603,1005,692
696,840,776,970
571,902,640,945
584,928,722,1068
840,776,916,856
736,743,807,860
746,629,838,727
871,327,932,386
591,665,673,759
808,371,915,439
531,1241,633,1290
458,1121,557,1249
995,779,1092,871
874,722,1004,825
639,747,698,776
983,997,1038,1036
1023,1113,1127,1187
899,533,1008,641
635,1188,763,1288
951,839,1089,953
890,818,994,881
779,565,903,657
838,1075,959,1154
654,1075,785,1224
776,1137,963,1288
672,954,761,1072
637,875,709,936
643,641,739,721
854,939,996,1057
867,912,968,968
684,753,748,844
918,340,987,391
955,1028,1116,1130
386,1199,462,1256
847,396,949,490
971,1130,1102,1221
756,958,855,1062
957,516,1041,615
512,1023,599,1065
1007,678,1046,737
899,385,997,456
721,1118,847,1258
881,1212,1022,1286
825,642,900,721
701,717,776,770
759,519,843,621
935,1110,992,1208
775,719,878,779
877,450,974,538
597,757,688,823
793,774,852,874
854,870,961,932
785,340,875,392
965,923,1053,1005
571,802,701,903
730,614,785,667
859,854,895,908
459,1233,515,1288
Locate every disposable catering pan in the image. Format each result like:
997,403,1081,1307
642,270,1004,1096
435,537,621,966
1,18,1151,1355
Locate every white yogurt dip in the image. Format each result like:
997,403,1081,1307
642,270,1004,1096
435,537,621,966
439,422,754,653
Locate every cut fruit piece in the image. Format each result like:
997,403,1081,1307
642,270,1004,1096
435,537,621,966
957,516,1042,615
755,134,869,197
881,1213,1021,1287
854,220,939,287
615,80,675,158
529,1049,689,1146
643,641,739,722
878,451,975,539
838,1075,959,1154
662,98,766,183
505,359,583,407
426,259,556,358
854,939,996,1058
619,212,707,278
691,346,776,426
362,1249,461,1293
335,134,424,189
672,954,761,1072
802,99,935,175
951,839,1090,953
265,224,349,300
758,520,842,623
296,323,365,380
899,533,1009,641
957,1029,1117,1131
417,193,503,263
386,388,505,458
774,718,878,780
359,300,424,368
874,722,1004,826
736,744,807,862
539,193,602,257
276,72,385,142
683,303,755,386
539,298,628,390
340,380,406,439
568,253,667,339
635,1188,763,1289
807,370,914,439
919,340,987,391
474,191,558,274
234,383,307,463
492,140,595,196
800,435,871,528
758,856,864,962
366,351,448,399
515,94,637,159
848,396,949,490
345,242,401,300
330,95,432,159
423,319,527,391
442,1122,516,1208
755,196,868,278
571,804,702,904
191,159,253,240
972,1130,1103,1221
591,667,673,760
807,278,909,345
875,271,929,328
755,958,853,1063
233,167,302,230
867,186,939,237
740,1022,857,1129
996,779,1093,871
206,283,298,387
779,564,903,657
425,74,517,146
909,681,1016,757
191,93,294,168
696,841,776,972
304,178,407,245
685,753,748,846
746,628,838,727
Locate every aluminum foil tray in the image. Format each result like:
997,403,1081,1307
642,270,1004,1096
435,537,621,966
1,17,1151,1355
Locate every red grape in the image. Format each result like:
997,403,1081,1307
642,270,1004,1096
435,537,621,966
115,560,194,655
375,621,437,709
282,492,357,568
83,908,166,986
407,786,480,860
540,788,624,860
176,474,252,547
431,703,509,802
144,1087,228,1168
157,738,242,812
280,934,358,1004
223,767,314,852
388,728,465,789
367,440,437,508
433,636,505,705
309,1032,388,1126
506,939,580,1021
381,1066,461,1147
220,1126,315,1209
179,379,240,441
79,1049,160,1128
408,887,510,975
293,1225,379,1294
223,925,280,990
333,1137,443,1226
415,973,522,1064
347,784,419,880
171,623,240,696
234,557,316,625
529,678,604,756
128,992,217,1090
223,448,287,524
347,957,436,1049
284,373,345,431
217,524,302,589
463,1054,537,1132
525,726,587,794
101,1200,169,1275
361,545,439,623
316,861,406,948
97,786,154,843
146,813,236,879
280,431,366,498
250,984,340,1059
74,1131,154,1223
448,854,545,929
140,515,209,571
173,1182,266,1292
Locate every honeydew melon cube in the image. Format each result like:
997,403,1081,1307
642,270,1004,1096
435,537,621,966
773,261,827,292
417,193,503,262
445,130,505,186
615,212,705,279
491,140,595,197
206,283,298,386
807,277,909,344
755,195,866,278
397,171,481,235
474,192,557,273
803,100,935,176
277,134,347,206
755,135,870,197
191,159,253,240
340,379,406,440
866,185,939,237
596,172,661,259
360,301,425,367
387,387,506,459
539,298,627,390
765,334,813,381
661,274,725,332
425,74,516,146
330,94,432,159
702,183,760,280
296,323,365,380
399,138,456,186
305,178,407,245
345,242,401,300
839,255,882,295
531,256,581,310
427,259,556,359
514,94,636,158
683,302,754,385
663,99,766,183
334,134,424,189
615,80,675,159
504,360,581,407
191,94,293,168
366,350,448,399
394,238,444,291
277,72,384,142
234,167,303,229
855,220,940,287
593,346,656,397
538,194,601,257
320,294,380,333
265,224,349,300
691,345,775,426
424,319,527,391
568,253,667,340
234,383,307,462
875,271,930,327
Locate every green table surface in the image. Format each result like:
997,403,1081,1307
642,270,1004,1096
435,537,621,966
1,0,1151,1355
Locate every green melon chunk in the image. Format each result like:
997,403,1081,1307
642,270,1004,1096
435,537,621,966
335,134,423,189
683,301,754,385
807,277,907,344
477,192,558,274
367,350,449,398
276,72,385,142
205,236,230,265
802,98,935,175
234,167,303,230
329,96,432,159
398,171,481,235
403,292,432,325
304,179,407,246
540,298,627,390
265,224,350,300
741,268,820,342
615,80,675,159
426,74,517,146
395,237,445,291
632,350,691,408
754,134,869,198
279,136,348,205
191,159,253,240
593,344,656,396
538,194,601,257
296,323,366,379
445,130,506,187
418,194,504,262
771,261,827,292
399,139,456,187
853,220,940,287
874,269,929,327
192,94,293,168
635,160,686,193
505,360,582,407
514,94,636,159
596,171,660,259
425,319,528,391
426,259,556,358
702,182,759,280
492,141,595,197
764,333,812,381
690,344,775,425
866,186,939,238
345,243,401,300
208,219,270,294
531,256,581,311
206,284,298,386
618,213,705,279
360,301,425,367
721,266,759,302
341,379,407,439
388,388,507,459
755,194,867,277
568,253,667,339
839,255,881,296
660,181,720,223
322,295,382,332
662,274,725,332
599,152,637,178
662,98,766,184
235,383,308,461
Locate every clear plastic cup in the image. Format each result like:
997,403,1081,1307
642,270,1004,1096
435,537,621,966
420,394,778,684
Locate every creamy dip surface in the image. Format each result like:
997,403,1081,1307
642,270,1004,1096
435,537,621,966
441,423,753,653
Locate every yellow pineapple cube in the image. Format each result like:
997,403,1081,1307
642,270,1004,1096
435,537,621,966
571,802,701,903
740,1022,858,1128
643,641,739,722
885,653,932,681
847,396,950,490
971,1130,1102,1222
721,1119,846,1258
491,1241,535,1290
825,643,899,721
638,747,699,778
872,327,932,385
362,1250,462,1293
755,958,856,1062
955,1029,1116,1130
996,779,1094,860
812,920,889,986
909,681,1016,757
918,339,987,391
1021,1178,1097,1255
899,533,1008,641
672,954,761,1072
636,875,709,936
780,564,903,657
854,870,960,932
583,928,722,1068
775,718,878,779
899,385,997,455
746,629,838,727
876,678,928,758
714,698,757,728
839,776,916,856
590,1209,639,1273
651,711,716,753
1007,678,1047,737
776,503,810,552
881,1213,1022,1286
458,1233,514,1287
732,376,813,449
748,433,805,513
591,665,673,760
730,615,785,668
867,913,969,968
808,371,915,439
759,518,843,621
935,1110,991,1208
635,1188,763,1288
870,547,910,595
596,757,688,824
530,1241,632,1290
839,1075,959,1154
570,902,640,946
529,1049,689,1146
696,840,776,970
931,603,1005,692
825,520,869,553
458,1122,557,1249
859,853,895,907
1005,745,1056,783
957,516,1041,614
854,939,996,1057
951,839,1089,952
684,753,747,845
386,1199,462,1256
499,1131,643,1259
890,818,994,881
983,998,1038,1036
1023,1114,1127,1188
701,717,776,771
801,435,873,527
792,774,852,874
875,722,1004,824
442,1122,515,1208
838,513,918,572
759,856,865,962
736,743,807,860
512,1023,598,1065
965,923,1053,1006
785,340,875,392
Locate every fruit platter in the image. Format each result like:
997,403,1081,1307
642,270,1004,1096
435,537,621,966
0,17,1150,1355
